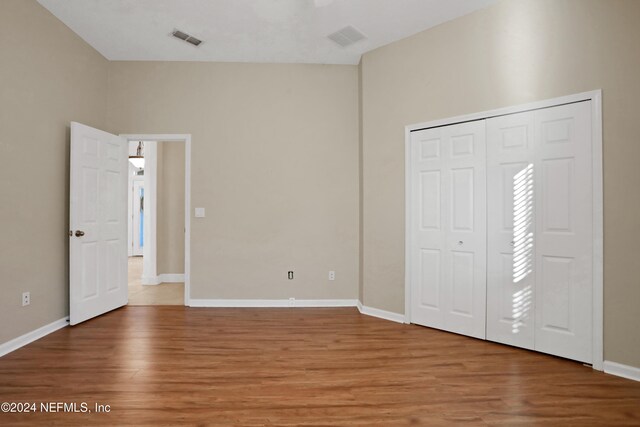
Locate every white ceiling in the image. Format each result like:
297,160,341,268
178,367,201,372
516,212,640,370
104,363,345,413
37,0,496,65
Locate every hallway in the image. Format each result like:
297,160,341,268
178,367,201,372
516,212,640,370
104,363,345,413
128,257,183,305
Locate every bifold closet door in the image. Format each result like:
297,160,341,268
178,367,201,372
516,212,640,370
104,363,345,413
486,101,593,363
486,111,536,350
534,102,593,363
410,120,487,339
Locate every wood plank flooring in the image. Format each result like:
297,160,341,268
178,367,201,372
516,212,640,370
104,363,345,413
0,307,639,426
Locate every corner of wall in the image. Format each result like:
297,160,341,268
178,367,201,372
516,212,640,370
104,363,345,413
357,59,364,304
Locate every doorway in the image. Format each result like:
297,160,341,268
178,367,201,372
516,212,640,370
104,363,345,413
122,135,192,306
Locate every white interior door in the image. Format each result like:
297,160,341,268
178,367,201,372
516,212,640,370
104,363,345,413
486,111,536,349
534,101,593,363
410,120,487,339
70,122,128,325
132,178,144,256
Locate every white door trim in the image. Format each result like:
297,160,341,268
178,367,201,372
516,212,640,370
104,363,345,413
130,176,144,257
140,141,157,285
127,163,136,257
120,134,192,307
404,90,603,370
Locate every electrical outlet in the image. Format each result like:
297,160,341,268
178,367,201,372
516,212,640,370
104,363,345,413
22,292,30,306
328,271,335,281
288,297,295,307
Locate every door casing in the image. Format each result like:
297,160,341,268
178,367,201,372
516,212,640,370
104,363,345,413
120,134,192,306
131,177,144,256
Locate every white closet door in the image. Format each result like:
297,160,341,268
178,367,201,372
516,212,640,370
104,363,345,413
410,120,487,339
534,101,593,363
410,126,447,331
487,111,536,349
486,101,593,363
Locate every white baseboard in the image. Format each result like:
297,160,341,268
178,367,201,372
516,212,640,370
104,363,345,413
142,274,184,285
141,276,160,285
0,317,69,358
604,360,640,382
189,299,358,308
357,303,405,323
189,299,406,324
158,274,185,283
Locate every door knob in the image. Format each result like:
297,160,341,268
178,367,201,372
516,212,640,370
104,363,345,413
75,230,85,237
458,240,464,245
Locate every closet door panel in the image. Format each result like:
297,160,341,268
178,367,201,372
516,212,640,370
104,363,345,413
443,122,486,339
410,121,486,340
534,102,593,363
411,127,447,329
487,111,536,349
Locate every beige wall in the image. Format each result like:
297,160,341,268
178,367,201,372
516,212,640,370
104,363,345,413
157,141,186,275
0,0,108,343
360,0,640,367
107,62,360,300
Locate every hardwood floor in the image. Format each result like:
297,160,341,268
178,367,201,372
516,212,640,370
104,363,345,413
0,307,639,426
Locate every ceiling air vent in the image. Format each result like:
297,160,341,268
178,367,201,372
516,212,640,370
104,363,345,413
172,29,203,47
327,26,366,47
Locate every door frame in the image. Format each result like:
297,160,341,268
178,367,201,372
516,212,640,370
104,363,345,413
404,90,603,370
130,176,144,256
127,164,144,257
120,134,192,306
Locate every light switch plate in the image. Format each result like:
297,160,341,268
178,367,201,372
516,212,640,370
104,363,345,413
195,207,205,218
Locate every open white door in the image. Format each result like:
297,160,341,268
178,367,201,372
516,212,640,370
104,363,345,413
70,122,128,325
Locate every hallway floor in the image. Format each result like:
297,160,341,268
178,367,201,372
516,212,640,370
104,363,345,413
128,257,183,305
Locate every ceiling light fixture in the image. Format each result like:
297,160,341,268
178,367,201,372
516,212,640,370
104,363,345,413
129,141,145,169
172,29,203,47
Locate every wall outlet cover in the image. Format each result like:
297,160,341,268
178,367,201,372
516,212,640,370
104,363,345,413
22,292,30,306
